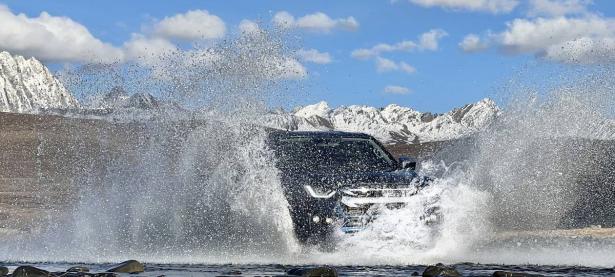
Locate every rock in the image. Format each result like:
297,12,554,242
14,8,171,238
0,267,8,276
286,266,338,276
12,266,50,277
492,271,544,277
91,274,118,277
105,260,144,273
67,266,90,273
411,272,420,276
422,263,462,277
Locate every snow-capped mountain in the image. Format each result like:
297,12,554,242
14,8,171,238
97,86,160,110
0,50,498,143
265,99,499,144
0,51,78,113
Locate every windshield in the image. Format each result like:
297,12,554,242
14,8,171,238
272,136,397,173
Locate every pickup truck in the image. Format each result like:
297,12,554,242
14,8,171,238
268,130,433,244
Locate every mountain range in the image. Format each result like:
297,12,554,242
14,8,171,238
0,51,498,143
265,99,498,144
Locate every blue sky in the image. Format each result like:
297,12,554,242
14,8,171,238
1,0,614,112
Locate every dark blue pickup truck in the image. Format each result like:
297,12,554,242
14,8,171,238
268,130,432,244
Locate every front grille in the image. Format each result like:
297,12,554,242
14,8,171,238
336,186,417,232
342,186,419,198
336,202,375,233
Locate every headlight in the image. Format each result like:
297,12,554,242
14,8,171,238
304,185,336,199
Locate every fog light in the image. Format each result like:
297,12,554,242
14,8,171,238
312,216,320,223
325,217,333,224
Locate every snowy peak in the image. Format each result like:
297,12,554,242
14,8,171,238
294,101,331,118
266,99,499,144
98,86,159,110
0,51,78,113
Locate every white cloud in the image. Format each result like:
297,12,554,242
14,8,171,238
272,11,295,28
123,34,178,65
376,57,398,72
272,11,359,33
351,29,447,59
296,49,332,64
271,57,307,79
409,0,519,14
384,85,411,94
527,0,592,17
0,5,123,63
352,41,417,59
540,36,615,63
238,19,262,35
542,37,615,64
0,6,226,64
419,29,449,50
399,62,417,73
376,57,416,74
498,16,614,54
153,10,226,41
0,5,308,80
464,15,615,64
459,34,489,52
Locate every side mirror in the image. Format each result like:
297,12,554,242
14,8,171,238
398,156,417,170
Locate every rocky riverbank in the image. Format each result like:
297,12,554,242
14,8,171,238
2,261,612,276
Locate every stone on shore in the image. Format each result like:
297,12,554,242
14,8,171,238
0,267,8,276
105,260,144,273
422,263,462,277
12,266,50,277
67,266,90,273
286,266,338,276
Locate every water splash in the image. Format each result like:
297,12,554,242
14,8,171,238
2,30,615,268
312,66,615,266
0,29,303,263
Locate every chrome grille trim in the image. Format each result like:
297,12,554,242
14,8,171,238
336,186,418,232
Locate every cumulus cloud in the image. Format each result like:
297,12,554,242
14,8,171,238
152,10,226,41
459,34,489,52
0,5,123,63
463,15,615,64
270,57,307,79
238,19,262,35
272,11,295,28
272,11,359,33
0,5,308,81
419,29,449,50
351,29,447,59
542,37,615,64
0,6,232,64
384,85,411,94
296,48,332,64
123,34,178,65
376,57,416,74
351,41,412,60
408,0,519,14
498,16,613,54
527,0,592,17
